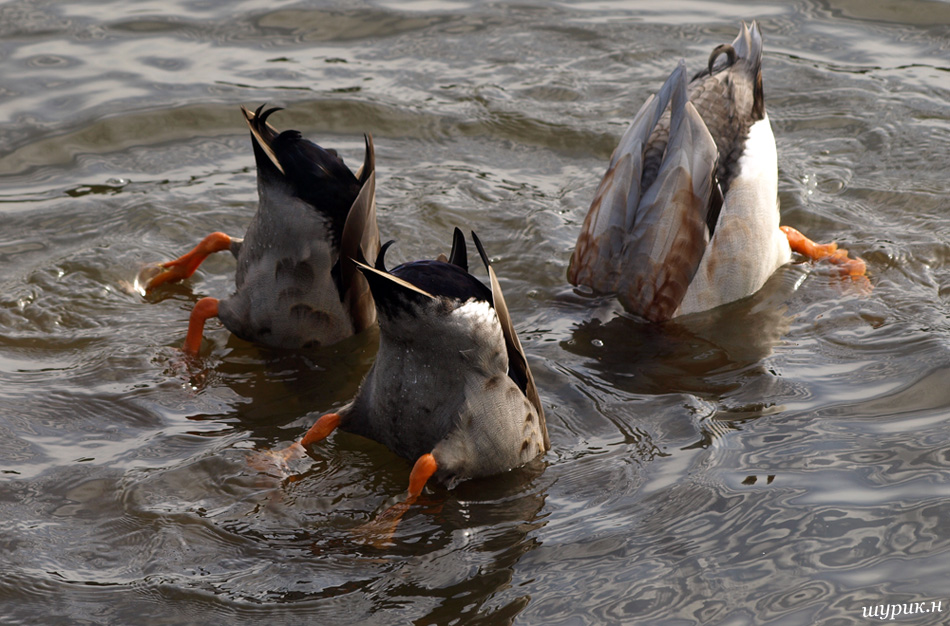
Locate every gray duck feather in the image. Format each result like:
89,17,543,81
217,105,380,348
338,229,547,488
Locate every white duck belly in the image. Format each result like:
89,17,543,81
676,114,791,315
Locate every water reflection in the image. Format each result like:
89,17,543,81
169,328,378,434
561,266,802,410
3,0,950,623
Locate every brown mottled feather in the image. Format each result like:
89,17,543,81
569,22,768,321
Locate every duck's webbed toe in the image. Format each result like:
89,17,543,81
136,232,235,294
780,225,868,279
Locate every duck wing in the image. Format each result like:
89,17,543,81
472,232,549,451
340,135,380,333
569,61,718,322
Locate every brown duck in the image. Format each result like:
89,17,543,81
568,22,866,322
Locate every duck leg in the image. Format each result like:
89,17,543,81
780,226,867,277
136,232,236,294
247,413,342,476
182,296,220,356
353,453,439,547
405,454,439,506
300,413,343,447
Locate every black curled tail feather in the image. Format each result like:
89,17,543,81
241,104,364,245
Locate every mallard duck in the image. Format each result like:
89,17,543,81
568,21,865,322
137,105,379,353
261,229,547,537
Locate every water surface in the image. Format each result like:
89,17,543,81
2,0,949,624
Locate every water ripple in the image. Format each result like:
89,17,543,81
2,1,950,624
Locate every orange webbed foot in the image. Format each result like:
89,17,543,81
781,226,868,280
135,262,177,295
247,413,343,479
350,501,412,549
351,453,438,548
135,232,233,295
824,248,867,278
247,442,309,479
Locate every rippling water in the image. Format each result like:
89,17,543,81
2,0,949,624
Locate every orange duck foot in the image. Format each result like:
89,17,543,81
350,501,410,548
247,442,309,478
135,232,234,294
247,413,343,478
780,226,867,278
351,453,438,548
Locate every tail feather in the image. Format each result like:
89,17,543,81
568,62,687,293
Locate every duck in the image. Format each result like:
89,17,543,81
136,105,379,354
568,21,866,322
259,229,548,537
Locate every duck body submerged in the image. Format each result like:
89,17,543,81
263,230,548,539
569,22,792,321
338,230,548,489
219,107,379,349
138,105,379,353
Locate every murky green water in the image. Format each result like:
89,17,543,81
2,1,949,624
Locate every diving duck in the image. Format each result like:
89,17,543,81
137,105,379,354
568,22,866,322
262,229,548,535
